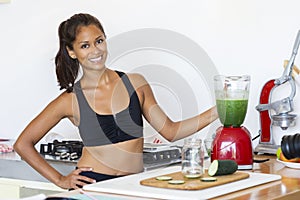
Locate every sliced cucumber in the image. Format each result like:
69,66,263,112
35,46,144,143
200,177,217,182
155,176,173,181
184,174,201,179
208,160,238,176
168,180,185,185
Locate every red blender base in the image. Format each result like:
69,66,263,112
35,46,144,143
211,126,253,169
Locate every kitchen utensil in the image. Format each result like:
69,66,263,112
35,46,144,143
255,30,300,154
211,75,253,169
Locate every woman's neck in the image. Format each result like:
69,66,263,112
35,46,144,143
80,67,111,89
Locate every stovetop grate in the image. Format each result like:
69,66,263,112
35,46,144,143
39,141,182,169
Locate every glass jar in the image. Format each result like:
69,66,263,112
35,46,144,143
181,138,204,178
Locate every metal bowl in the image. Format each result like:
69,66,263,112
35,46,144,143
272,113,297,130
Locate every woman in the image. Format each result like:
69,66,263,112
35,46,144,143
14,13,218,190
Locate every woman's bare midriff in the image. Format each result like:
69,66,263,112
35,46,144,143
76,138,144,176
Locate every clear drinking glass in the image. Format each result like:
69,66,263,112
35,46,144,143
181,138,204,178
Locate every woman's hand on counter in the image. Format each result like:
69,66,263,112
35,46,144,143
57,167,96,190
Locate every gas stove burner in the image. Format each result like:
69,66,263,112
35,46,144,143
70,152,79,160
60,152,70,159
272,113,297,130
40,140,83,162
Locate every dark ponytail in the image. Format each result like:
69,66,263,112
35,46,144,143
55,13,106,92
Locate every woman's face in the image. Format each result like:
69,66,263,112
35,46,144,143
67,24,108,71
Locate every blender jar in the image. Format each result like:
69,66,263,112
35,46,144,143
214,75,250,127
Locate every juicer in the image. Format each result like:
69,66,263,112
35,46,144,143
255,30,300,154
211,75,253,170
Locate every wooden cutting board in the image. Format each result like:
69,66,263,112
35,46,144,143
140,170,249,190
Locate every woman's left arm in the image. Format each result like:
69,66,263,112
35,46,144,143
131,73,218,142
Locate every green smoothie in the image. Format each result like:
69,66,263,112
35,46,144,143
216,99,248,127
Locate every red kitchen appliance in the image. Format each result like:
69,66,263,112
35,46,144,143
211,75,253,169
255,30,300,154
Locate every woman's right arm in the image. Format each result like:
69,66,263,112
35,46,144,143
13,92,95,189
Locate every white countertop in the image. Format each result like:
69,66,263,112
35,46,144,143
49,165,281,200
82,166,281,200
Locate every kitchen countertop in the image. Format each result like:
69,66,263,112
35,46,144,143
0,141,182,182
0,140,72,199
2,140,300,199
215,154,300,199
0,149,76,182
50,155,300,200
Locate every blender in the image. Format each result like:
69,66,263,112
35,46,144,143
211,75,253,170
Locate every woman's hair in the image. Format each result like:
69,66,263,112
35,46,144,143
55,13,106,92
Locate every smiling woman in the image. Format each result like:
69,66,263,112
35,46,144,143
13,13,218,190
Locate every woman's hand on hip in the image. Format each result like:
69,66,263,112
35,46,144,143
58,167,96,189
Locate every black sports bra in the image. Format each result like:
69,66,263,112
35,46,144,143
74,71,143,146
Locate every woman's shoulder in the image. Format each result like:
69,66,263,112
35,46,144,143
47,90,78,120
57,90,76,101
124,72,148,87
48,90,76,109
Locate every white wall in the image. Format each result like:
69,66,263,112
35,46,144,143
0,0,300,147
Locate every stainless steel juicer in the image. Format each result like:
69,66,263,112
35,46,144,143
255,30,300,154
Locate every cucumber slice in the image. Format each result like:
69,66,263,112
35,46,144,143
168,180,185,185
184,174,201,179
155,176,172,181
200,177,217,182
208,160,238,176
